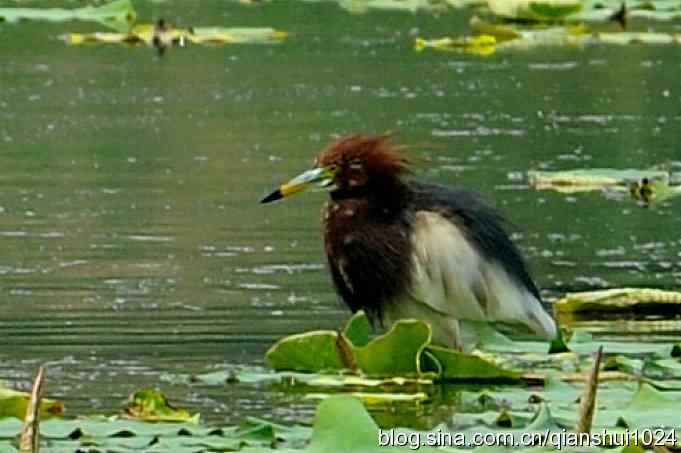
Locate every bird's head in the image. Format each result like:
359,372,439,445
261,134,410,203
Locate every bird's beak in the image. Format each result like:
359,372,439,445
260,166,337,204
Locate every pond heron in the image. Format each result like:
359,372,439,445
261,135,557,349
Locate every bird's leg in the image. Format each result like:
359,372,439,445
432,317,464,351
448,319,464,352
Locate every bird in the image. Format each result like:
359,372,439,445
261,134,557,350
151,19,187,56
629,177,654,204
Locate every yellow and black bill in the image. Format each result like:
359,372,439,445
260,166,337,204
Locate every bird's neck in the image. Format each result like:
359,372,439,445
329,178,410,213
329,185,369,202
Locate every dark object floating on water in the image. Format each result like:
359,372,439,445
629,177,654,204
151,18,188,56
609,2,628,30
261,134,557,350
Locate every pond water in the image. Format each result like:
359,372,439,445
1,0,680,426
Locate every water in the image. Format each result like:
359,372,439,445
1,0,680,425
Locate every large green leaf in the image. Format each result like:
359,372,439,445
607,383,681,437
0,382,63,420
528,169,670,192
0,413,312,452
487,0,681,23
565,329,673,356
266,330,345,372
353,320,431,376
293,0,484,15
64,25,288,47
425,345,521,380
125,388,199,423
419,23,681,56
487,0,583,20
529,1,582,18
555,288,681,316
308,395,442,453
343,311,371,347
575,0,681,22
0,0,136,32
266,312,522,382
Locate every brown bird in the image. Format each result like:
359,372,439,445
261,135,557,350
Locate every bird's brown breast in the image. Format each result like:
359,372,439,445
321,198,413,322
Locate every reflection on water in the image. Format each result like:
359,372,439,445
1,0,680,424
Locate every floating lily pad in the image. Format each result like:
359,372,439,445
0,382,63,420
306,391,429,405
308,395,442,453
0,412,312,452
487,0,681,23
266,331,345,372
529,1,582,18
189,27,288,44
528,169,671,192
418,22,681,56
297,0,484,15
0,0,136,32
2,380,681,452
487,0,583,20
343,310,371,347
414,34,497,56
125,388,199,423
611,383,681,431
644,359,681,380
192,367,433,389
554,288,681,317
416,23,585,55
470,15,522,41
353,320,431,377
575,0,681,22
604,355,645,376
64,25,288,47
266,312,522,382
425,345,522,380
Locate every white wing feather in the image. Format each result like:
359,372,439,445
384,211,556,349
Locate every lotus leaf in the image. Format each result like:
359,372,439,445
343,310,371,347
415,35,497,56
1,389,680,451
418,26,681,56
529,169,671,191
554,288,681,315
488,0,681,23
197,368,434,389
0,383,63,420
298,0,484,15
266,331,345,372
425,345,521,380
487,0,583,20
125,388,199,423
266,311,522,382
64,26,288,47
352,320,431,376
0,0,135,32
